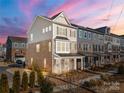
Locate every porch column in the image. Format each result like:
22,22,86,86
74,58,77,70
81,57,84,70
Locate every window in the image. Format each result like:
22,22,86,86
14,43,18,48
44,58,46,68
30,33,33,41
49,42,51,52
84,31,87,39
49,26,51,31
57,42,61,51
70,30,76,37
36,44,40,53
46,27,48,32
42,28,45,33
88,32,91,40
79,30,82,38
62,42,65,51
56,41,70,53
71,42,76,51
57,26,67,36
31,57,33,65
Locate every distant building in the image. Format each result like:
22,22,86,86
96,26,120,63
120,35,124,62
0,44,6,60
72,24,105,68
6,36,27,62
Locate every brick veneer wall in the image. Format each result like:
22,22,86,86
27,39,52,73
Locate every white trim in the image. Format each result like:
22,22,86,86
52,12,71,26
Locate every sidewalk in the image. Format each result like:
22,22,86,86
6,68,31,76
0,62,9,67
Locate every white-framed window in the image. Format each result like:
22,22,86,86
57,26,67,36
46,27,48,32
49,26,51,31
36,44,40,53
31,57,33,65
70,30,76,38
88,32,91,40
84,31,87,39
56,41,70,53
79,30,82,38
42,28,45,33
30,33,33,41
70,42,76,51
14,43,18,48
44,58,46,68
49,41,51,52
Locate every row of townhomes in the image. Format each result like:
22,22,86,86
27,12,122,74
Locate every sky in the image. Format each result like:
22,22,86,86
0,0,124,44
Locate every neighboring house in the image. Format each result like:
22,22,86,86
72,24,105,68
27,12,83,74
120,35,124,62
6,36,27,62
0,44,6,60
96,26,120,63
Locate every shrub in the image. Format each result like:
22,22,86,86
29,71,35,88
22,71,28,91
37,71,44,86
12,71,20,93
1,73,9,93
83,81,90,87
89,79,96,87
101,74,109,81
40,78,53,93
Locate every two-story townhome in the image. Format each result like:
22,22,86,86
6,36,27,62
27,12,83,74
96,26,120,64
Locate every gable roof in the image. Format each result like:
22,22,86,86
51,12,62,19
7,36,27,43
51,12,71,25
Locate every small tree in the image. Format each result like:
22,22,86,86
118,64,124,74
12,71,20,93
29,71,35,88
22,71,28,91
9,88,14,93
1,73,9,93
40,78,53,93
37,71,44,86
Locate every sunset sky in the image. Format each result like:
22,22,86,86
0,0,124,44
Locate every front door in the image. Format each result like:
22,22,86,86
77,59,81,70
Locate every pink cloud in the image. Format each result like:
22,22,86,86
49,0,86,17
68,1,111,19
77,4,123,27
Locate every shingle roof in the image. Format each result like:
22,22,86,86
8,36,27,42
51,12,63,19
95,26,110,34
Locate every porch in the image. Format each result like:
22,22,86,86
52,54,84,74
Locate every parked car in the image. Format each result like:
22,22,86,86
8,60,25,68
